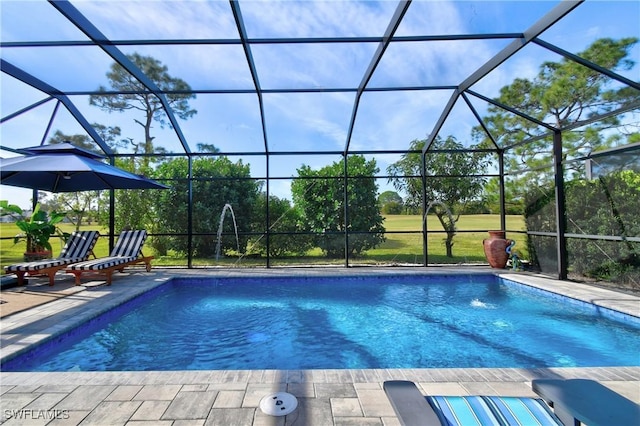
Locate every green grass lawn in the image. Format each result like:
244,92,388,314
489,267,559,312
1,223,112,270
1,214,526,269
360,214,526,265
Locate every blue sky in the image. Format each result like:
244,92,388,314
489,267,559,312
1,0,639,208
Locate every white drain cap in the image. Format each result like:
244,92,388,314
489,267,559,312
259,392,298,416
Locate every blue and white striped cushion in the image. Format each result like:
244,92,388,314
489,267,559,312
110,230,147,257
4,231,100,273
427,396,500,426
426,395,562,426
5,258,69,273
483,396,562,426
59,230,100,260
67,230,147,272
67,256,137,271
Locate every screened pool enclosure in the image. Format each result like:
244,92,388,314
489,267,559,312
1,0,639,285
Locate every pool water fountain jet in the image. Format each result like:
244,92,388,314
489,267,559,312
234,180,320,264
215,203,240,260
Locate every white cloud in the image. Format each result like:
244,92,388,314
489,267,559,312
75,1,238,40
239,1,398,38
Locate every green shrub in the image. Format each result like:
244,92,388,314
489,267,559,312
524,170,640,285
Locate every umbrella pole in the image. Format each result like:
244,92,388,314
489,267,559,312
31,189,38,211
109,189,116,252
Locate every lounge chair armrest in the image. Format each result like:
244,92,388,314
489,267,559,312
383,380,442,426
532,379,640,426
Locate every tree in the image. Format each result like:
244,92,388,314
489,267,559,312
378,190,404,214
151,156,260,257
196,143,221,153
525,170,639,286
89,53,197,232
481,177,524,215
90,53,196,163
291,155,386,258
387,136,489,257
249,193,314,257
473,37,639,187
44,129,124,230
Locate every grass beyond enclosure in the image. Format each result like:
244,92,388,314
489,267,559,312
361,214,526,265
0,223,111,271
0,215,526,269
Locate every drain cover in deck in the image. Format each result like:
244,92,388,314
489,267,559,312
259,392,298,416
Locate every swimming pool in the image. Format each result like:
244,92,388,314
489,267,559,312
3,274,640,371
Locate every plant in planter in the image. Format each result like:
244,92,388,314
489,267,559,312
1,201,67,261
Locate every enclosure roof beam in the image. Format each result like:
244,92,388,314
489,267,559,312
461,93,500,151
462,0,583,93
0,33,523,48
27,85,459,97
49,0,192,154
586,141,640,159
230,0,270,154
500,98,640,153
423,90,459,153
466,90,555,130
422,0,584,154
0,59,110,154
1,96,55,124
344,0,412,154
533,37,640,91
562,100,640,132
0,33,522,48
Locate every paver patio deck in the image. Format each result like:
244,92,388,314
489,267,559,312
1,267,639,425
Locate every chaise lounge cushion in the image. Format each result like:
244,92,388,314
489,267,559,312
384,380,562,426
4,230,100,286
66,255,138,271
66,230,152,285
4,230,100,274
5,258,74,273
427,395,562,426
67,230,147,272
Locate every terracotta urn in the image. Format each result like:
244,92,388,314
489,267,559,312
483,231,510,269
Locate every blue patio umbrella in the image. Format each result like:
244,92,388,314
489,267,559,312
0,142,168,192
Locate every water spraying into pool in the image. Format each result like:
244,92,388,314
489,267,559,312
215,203,240,260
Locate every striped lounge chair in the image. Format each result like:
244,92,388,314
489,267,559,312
66,230,153,286
384,380,563,426
4,230,100,286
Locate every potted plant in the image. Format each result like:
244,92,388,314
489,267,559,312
1,201,67,261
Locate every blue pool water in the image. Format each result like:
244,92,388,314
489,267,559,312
4,274,640,371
